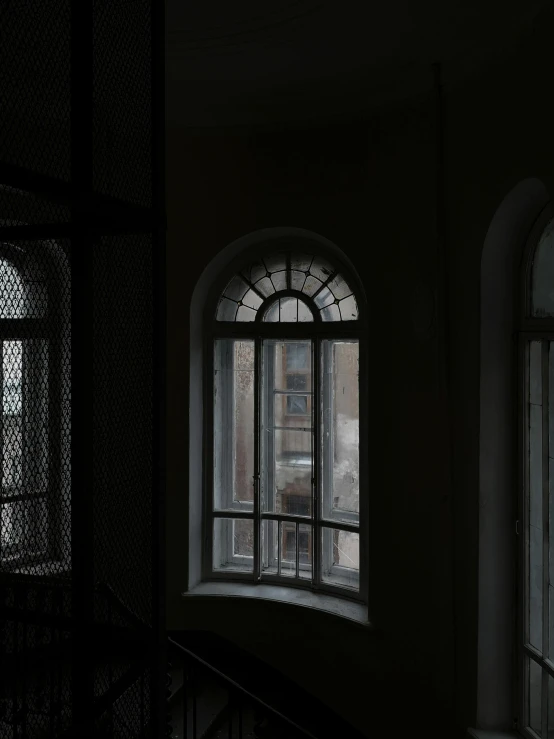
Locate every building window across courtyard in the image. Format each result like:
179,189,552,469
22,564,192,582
204,248,366,600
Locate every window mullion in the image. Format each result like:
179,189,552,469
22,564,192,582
254,336,261,581
542,339,550,736
313,336,321,590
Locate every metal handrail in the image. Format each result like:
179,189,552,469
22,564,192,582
167,636,318,739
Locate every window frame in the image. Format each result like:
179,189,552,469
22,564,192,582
518,203,554,736
0,241,66,572
202,246,368,605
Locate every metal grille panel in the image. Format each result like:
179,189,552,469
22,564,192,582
93,0,153,207
0,187,71,227
0,580,73,738
1,0,164,734
93,234,154,627
0,0,71,180
0,239,72,575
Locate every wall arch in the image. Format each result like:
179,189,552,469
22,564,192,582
477,178,550,730
188,227,366,589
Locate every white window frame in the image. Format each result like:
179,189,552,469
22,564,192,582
202,244,368,604
518,203,554,738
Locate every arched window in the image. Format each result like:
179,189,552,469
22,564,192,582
0,240,70,574
520,205,554,735
204,245,367,601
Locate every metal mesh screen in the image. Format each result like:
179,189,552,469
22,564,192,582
94,668,152,736
0,0,71,181
0,579,73,738
0,187,71,227
93,234,154,627
0,239,72,575
93,0,153,207
0,0,163,733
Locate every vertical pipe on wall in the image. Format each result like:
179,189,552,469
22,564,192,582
152,0,167,731
432,60,457,727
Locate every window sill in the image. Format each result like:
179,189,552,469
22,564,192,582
182,581,370,626
467,730,520,739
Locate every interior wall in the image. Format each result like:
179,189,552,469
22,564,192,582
166,9,554,736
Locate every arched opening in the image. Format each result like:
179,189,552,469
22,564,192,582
477,178,550,732
188,227,368,615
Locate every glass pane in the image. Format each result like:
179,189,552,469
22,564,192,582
529,341,543,651
309,256,334,283
529,657,543,735
242,289,263,311
3,341,22,490
290,253,312,272
298,523,313,579
321,527,359,590
261,521,313,579
263,253,286,273
320,304,341,322
279,297,298,322
321,341,359,525
254,276,275,298
261,341,313,517
532,217,554,317
274,430,312,513
263,302,279,322
285,343,310,371
261,519,278,576
290,270,306,291
216,297,237,321
339,295,359,321
298,301,313,322
241,261,266,284
271,271,287,292
327,274,351,300
213,340,255,511
223,275,249,302
313,287,334,309
302,275,322,297
236,305,256,322
213,518,254,573
275,381,311,426
280,522,296,577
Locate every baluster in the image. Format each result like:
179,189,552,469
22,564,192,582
13,593,19,737
55,587,62,736
21,586,27,739
238,701,243,739
228,690,233,739
165,660,173,738
192,664,197,739
182,662,188,739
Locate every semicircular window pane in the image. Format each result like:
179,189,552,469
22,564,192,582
532,218,554,316
262,297,314,323
215,249,359,322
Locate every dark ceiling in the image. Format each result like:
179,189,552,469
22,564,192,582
166,0,548,126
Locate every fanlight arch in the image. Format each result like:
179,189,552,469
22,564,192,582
530,215,554,316
215,251,359,323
